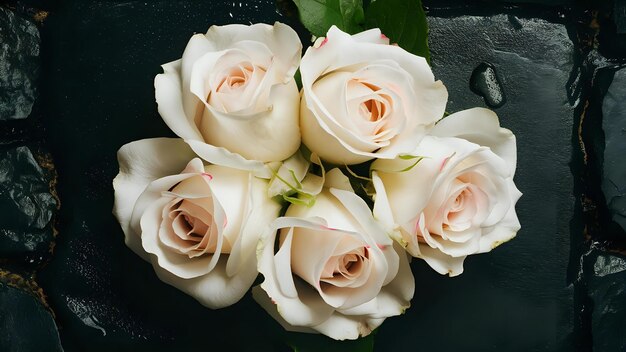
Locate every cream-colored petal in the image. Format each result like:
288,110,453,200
251,286,318,334
153,253,258,309
432,108,517,174
185,140,271,178
478,179,522,253
198,79,301,162
225,172,280,276
419,245,466,277
180,34,215,118
257,217,336,327
154,60,204,141
351,27,389,45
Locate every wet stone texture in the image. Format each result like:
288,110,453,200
0,145,56,263
601,68,626,232
0,282,63,351
372,14,577,352
584,250,626,351
0,7,40,120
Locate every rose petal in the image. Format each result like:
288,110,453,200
432,108,517,174
141,198,215,279
204,22,302,82
197,79,301,162
257,217,336,327
155,60,204,141
419,245,466,277
180,34,215,118
153,254,259,309
185,139,271,178
113,138,196,259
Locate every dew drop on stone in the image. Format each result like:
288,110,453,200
470,62,506,108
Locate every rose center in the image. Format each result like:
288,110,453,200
163,194,232,257
216,63,255,92
180,213,208,240
361,98,387,122
320,247,368,282
441,185,478,232
346,79,394,140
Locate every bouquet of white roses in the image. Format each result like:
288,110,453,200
113,22,521,341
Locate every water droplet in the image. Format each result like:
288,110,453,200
470,62,506,108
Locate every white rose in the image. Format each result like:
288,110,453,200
254,169,414,340
113,138,281,308
372,108,522,276
155,22,302,163
299,26,448,165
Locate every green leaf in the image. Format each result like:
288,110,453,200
287,331,375,352
364,0,430,62
292,0,365,37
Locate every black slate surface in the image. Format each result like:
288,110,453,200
1,0,625,351
602,68,626,232
0,282,63,352
584,250,626,352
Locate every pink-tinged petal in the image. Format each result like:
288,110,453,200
129,159,204,242
299,25,447,165
351,27,389,45
113,138,197,260
340,242,413,319
140,198,215,279
204,22,301,82
198,79,301,162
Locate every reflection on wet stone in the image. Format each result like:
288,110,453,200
470,62,506,108
601,69,626,232
0,146,56,262
0,7,40,120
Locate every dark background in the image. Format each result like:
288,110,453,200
0,0,625,351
